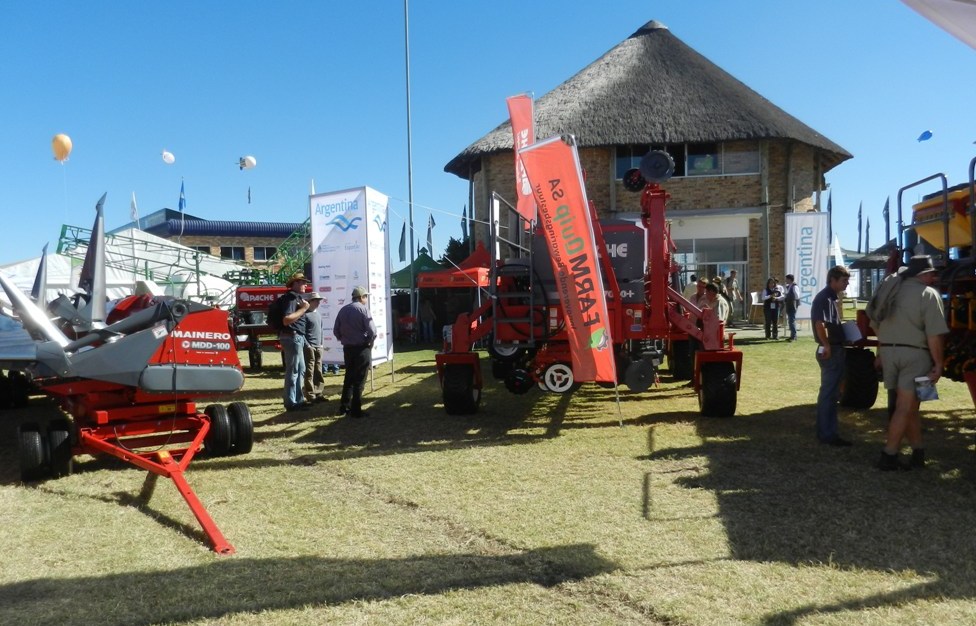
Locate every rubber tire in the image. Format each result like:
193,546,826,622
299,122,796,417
488,341,526,364
204,404,234,457
840,347,878,409
443,364,481,415
19,423,47,482
669,340,693,381
226,402,254,455
699,362,737,418
47,419,73,479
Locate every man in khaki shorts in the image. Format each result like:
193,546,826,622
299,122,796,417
869,255,948,470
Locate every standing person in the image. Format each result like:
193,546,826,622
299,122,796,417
682,274,699,300
712,277,732,324
811,265,853,446
302,292,327,404
783,274,800,342
703,282,729,323
333,285,377,418
278,272,311,412
869,255,948,470
419,298,436,343
725,269,743,320
761,277,784,340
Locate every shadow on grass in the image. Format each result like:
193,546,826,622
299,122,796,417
644,402,976,623
0,544,617,626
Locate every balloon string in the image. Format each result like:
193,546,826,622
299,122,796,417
61,162,68,225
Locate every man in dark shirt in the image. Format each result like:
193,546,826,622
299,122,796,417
278,272,310,411
302,292,326,404
810,265,852,446
333,285,377,418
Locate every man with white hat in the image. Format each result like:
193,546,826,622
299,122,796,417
278,272,311,411
870,254,948,470
333,285,376,418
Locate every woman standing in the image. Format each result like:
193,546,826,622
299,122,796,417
761,277,785,340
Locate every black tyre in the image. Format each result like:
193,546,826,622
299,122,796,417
204,404,233,457
226,402,254,455
19,423,47,482
488,341,526,363
669,340,693,381
840,347,878,409
443,364,481,415
491,359,514,381
698,362,737,418
47,419,73,479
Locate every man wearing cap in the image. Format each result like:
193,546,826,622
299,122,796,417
870,255,948,470
278,272,311,411
302,292,327,404
333,286,377,418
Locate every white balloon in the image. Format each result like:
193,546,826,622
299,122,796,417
239,155,257,170
161,150,176,165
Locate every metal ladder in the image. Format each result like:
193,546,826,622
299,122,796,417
488,192,538,347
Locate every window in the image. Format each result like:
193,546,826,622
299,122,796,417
253,246,277,262
616,143,759,179
220,246,245,261
192,246,211,255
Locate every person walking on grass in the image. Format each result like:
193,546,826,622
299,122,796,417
811,265,852,447
725,269,743,321
868,255,948,470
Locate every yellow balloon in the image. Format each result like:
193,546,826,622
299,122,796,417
51,134,72,162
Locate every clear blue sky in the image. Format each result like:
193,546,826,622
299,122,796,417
1,1,973,268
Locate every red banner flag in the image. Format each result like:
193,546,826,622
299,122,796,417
518,135,616,383
506,94,536,225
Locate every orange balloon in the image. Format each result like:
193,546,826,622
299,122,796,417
51,134,72,162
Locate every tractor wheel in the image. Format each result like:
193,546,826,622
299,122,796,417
669,340,693,381
248,344,263,371
491,359,514,381
226,402,254,455
18,423,47,482
8,370,31,408
698,362,737,418
443,364,481,415
204,404,233,457
47,419,73,479
488,341,526,363
840,347,878,409
542,362,580,394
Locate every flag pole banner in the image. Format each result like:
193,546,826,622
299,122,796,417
506,94,537,225
518,135,615,383
310,186,393,367
785,212,829,320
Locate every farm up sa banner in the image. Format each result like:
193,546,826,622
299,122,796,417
518,135,616,383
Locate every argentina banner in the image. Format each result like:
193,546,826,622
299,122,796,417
784,211,829,321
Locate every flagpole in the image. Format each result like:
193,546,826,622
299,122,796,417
404,0,417,318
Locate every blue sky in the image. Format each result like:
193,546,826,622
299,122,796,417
1,1,974,268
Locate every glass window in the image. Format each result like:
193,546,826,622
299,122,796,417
192,246,211,255
723,148,760,174
253,246,277,261
686,143,721,176
617,143,759,179
220,246,245,261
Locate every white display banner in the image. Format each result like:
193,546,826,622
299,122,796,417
785,212,828,320
310,186,392,367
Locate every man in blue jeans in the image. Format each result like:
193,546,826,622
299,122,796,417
278,272,311,411
810,265,852,446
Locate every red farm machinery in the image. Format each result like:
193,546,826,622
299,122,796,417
4,195,252,554
434,151,743,417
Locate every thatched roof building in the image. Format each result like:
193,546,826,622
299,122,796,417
445,20,850,177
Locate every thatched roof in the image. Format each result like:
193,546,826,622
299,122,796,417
444,20,851,178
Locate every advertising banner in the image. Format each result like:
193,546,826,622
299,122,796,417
310,186,392,366
785,211,829,320
506,94,536,225
518,135,616,383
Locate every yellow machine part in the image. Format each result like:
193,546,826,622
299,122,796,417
913,187,973,250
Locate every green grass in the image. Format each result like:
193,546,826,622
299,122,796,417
1,334,976,625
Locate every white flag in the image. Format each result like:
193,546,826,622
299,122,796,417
130,192,139,222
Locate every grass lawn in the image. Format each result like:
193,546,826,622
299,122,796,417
1,332,975,625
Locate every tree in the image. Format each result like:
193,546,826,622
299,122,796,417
439,236,471,266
